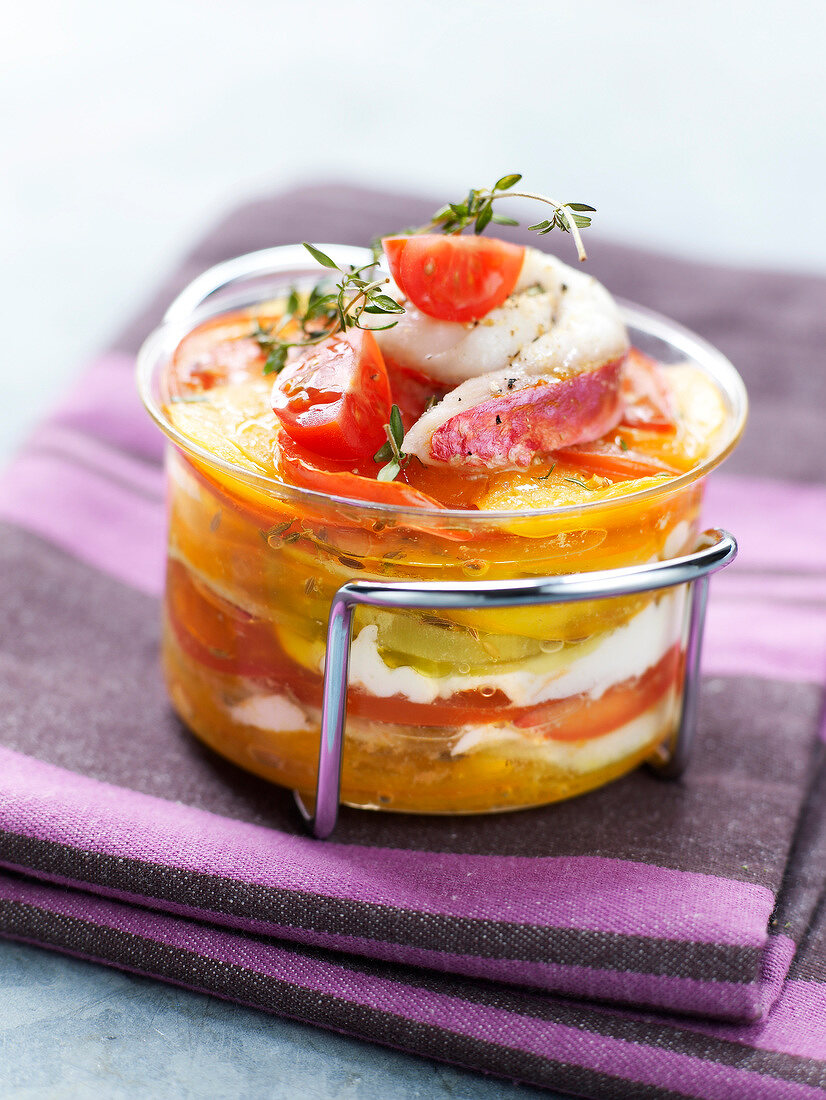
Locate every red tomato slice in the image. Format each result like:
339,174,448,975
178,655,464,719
553,441,678,481
277,434,447,510
513,644,681,740
382,234,525,323
167,559,297,680
272,329,392,460
346,644,680,733
170,311,270,397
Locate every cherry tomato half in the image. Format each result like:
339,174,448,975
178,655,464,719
169,311,272,397
382,234,525,323
272,329,392,460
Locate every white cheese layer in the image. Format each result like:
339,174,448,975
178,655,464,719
450,695,672,774
230,693,311,732
226,685,671,776
346,592,683,707
662,519,692,560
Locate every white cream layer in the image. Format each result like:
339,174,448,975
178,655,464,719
230,692,311,732
346,592,683,707
450,694,672,773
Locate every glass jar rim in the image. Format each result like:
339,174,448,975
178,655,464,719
136,244,748,526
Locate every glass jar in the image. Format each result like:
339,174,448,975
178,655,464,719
137,245,747,815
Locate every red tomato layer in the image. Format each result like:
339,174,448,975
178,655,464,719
168,560,681,740
386,359,452,430
276,434,446,510
169,313,270,396
553,441,678,480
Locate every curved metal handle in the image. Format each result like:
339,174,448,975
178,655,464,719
295,528,737,838
163,244,375,325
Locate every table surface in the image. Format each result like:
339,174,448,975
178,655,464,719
0,939,557,1099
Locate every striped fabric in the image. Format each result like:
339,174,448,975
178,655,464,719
0,186,824,1097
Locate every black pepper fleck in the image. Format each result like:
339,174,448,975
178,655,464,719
338,555,365,570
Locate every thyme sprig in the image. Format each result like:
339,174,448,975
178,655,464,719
253,243,404,374
420,173,595,262
373,404,408,482
254,176,593,378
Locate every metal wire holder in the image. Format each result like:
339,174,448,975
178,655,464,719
294,528,737,838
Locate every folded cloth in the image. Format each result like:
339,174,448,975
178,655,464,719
0,185,824,1096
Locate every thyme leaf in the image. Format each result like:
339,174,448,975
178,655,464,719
374,404,408,482
253,243,404,374
302,243,339,269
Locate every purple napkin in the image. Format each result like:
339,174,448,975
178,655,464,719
0,186,824,1097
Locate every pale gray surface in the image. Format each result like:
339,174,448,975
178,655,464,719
0,940,556,1099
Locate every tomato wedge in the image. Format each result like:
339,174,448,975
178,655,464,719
382,234,525,323
276,434,446,510
272,329,391,460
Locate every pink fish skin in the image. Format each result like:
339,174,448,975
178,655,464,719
429,357,626,469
